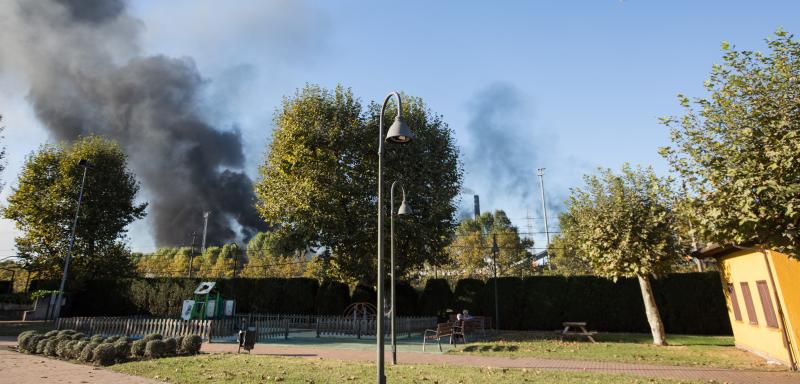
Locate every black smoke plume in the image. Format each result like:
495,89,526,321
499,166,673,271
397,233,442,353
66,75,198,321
0,0,267,246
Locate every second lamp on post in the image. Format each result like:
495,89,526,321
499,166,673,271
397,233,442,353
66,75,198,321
390,180,411,365
375,91,414,384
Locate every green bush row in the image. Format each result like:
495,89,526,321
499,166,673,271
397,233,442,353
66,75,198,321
16,329,202,366
52,272,729,334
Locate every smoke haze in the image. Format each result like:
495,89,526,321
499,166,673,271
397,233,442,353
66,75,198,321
0,0,268,246
463,82,566,229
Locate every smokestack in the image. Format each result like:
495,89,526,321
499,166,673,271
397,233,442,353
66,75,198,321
473,195,480,219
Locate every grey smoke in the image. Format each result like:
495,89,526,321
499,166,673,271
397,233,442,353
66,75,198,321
0,0,268,246
464,82,563,220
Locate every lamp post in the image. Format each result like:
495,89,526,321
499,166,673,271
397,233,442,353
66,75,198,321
376,91,414,384
492,233,500,332
390,181,411,365
53,159,90,320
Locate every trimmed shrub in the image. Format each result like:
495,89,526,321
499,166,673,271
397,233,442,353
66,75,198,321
181,335,202,355
72,341,90,360
131,339,146,357
44,330,59,338
113,340,130,361
35,338,49,354
56,330,75,340
71,332,87,340
104,335,120,343
314,281,350,315
418,279,452,321
174,336,185,354
142,333,163,343
93,343,117,366
55,339,72,358
89,335,105,343
144,340,165,359
163,338,177,356
78,343,98,362
44,338,59,356
17,331,38,352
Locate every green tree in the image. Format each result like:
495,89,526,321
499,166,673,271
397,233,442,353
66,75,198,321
559,165,686,345
256,85,462,282
4,136,146,280
446,210,533,278
661,30,800,258
547,233,593,276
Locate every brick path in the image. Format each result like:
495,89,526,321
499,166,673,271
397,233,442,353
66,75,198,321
203,342,800,384
0,341,157,384
1,337,798,384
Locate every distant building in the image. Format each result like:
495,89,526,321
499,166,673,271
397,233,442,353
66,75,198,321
697,245,799,370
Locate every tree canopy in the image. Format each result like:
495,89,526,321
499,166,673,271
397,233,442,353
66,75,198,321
558,165,687,345
255,85,462,282
4,136,146,280
446,210,533,278
660,30,800,258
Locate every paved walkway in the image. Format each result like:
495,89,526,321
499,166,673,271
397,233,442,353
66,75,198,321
1,337,797,384
203,342,800,384
0,342,157,384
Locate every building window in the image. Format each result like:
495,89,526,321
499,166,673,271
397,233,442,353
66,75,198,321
756,280,780,328
728,283,743,321
740,282,759,325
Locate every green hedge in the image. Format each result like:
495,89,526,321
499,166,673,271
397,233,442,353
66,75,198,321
58,273,731,335
315,281,350,315
452,278,484,315
418,279,452,321
350,283,376,305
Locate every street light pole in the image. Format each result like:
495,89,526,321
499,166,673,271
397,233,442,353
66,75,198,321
390,180,411,365
537,168,551,269
376,91,414,384
54,159,90,320
492,233,500,332
201,212,210,254
189,232,197,278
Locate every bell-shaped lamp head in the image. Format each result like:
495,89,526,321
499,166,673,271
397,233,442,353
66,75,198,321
397,199,412,216
385,115,414,144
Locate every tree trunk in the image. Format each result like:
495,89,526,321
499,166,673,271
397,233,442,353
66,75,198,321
637,274,667,346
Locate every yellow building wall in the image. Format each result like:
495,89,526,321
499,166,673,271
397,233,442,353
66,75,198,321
719,250,792,364
767,251,800,364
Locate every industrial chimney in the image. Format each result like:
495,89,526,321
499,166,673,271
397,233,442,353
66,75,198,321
473,195,480,219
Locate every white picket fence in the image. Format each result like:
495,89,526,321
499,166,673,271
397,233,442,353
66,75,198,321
56,317,213,340
56,314,437,342
315,316,436,339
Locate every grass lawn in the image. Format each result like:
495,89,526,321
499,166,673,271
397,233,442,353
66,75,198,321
0,320,55,336
111,353,704,384
449,331,783,370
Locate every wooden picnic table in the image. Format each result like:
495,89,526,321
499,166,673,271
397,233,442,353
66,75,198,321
556,321,597,343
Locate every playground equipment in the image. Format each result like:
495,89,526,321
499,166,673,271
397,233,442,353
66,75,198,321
181,281,235,320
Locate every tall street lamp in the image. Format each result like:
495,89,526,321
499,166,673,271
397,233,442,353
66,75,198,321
390,180,411,365
492,233,500,331
54,159,90,320
376,91,414,384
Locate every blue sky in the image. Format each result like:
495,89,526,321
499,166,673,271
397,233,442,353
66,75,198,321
2,0,799,254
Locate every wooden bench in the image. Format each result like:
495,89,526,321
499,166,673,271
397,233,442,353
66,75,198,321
555,321,597,343
423,322,463,352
